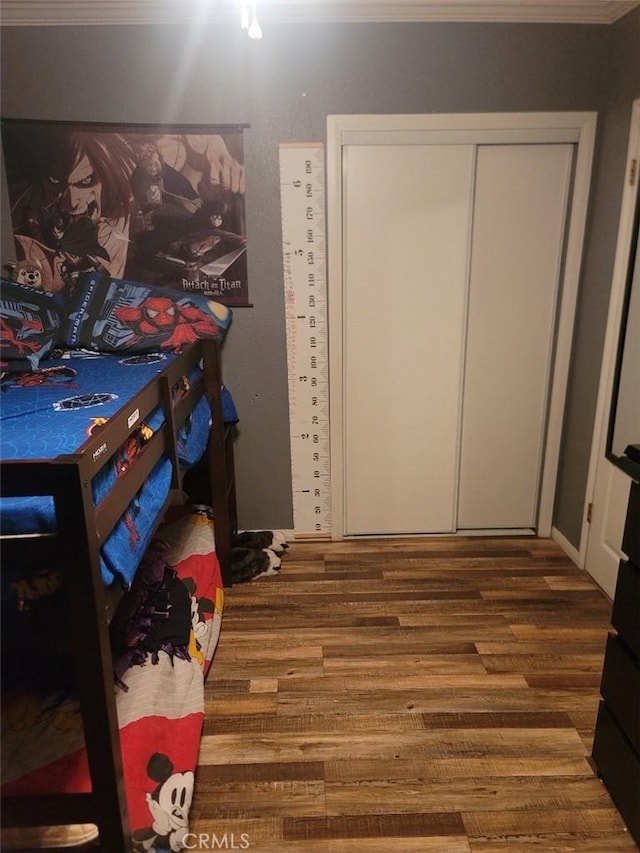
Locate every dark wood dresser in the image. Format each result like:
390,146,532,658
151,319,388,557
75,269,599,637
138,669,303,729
592,478,640,846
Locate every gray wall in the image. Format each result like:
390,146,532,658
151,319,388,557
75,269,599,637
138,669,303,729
1,13,638,542
554,8,640,544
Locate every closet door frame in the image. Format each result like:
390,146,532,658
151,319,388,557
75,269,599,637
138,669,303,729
327,111,597,541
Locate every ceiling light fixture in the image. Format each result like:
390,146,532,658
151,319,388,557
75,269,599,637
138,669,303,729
240,3,262,38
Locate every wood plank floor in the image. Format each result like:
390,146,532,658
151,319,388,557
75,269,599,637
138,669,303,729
192,537,638,852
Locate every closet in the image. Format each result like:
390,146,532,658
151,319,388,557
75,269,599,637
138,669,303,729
328,113,596,539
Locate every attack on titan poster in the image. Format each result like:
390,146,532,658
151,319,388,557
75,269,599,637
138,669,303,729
1,120,250,306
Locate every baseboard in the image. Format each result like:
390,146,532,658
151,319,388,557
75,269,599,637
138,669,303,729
280,528,296,541
283,528,581,555
551,526,581,566
287,530,327,541
237,528,296,541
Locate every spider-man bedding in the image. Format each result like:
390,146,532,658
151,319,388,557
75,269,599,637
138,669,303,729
0,348,238,587
1,505,223,853
1,272,233,374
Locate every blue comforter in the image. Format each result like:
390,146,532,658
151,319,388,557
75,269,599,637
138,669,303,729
0,349,237,586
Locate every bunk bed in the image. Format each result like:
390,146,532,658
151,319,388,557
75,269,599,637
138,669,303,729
0,278,238,851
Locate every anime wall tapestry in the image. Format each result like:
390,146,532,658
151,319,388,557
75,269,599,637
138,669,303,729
1,120,250,306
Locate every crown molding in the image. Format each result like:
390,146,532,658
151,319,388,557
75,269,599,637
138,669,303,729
0,0,638,26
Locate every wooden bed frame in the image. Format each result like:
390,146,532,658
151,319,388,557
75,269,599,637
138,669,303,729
0,338,236,851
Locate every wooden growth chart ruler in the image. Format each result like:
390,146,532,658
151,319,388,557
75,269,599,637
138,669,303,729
279,143,331,537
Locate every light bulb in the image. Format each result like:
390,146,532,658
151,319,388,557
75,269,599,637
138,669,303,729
248,7,262,39
240,5,249,30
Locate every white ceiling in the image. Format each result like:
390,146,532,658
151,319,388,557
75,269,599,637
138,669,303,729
1,0,638,26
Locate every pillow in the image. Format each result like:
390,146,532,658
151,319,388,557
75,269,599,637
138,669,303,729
0,279,62,373
62,272,232,353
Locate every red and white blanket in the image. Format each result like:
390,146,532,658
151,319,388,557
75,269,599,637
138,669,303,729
1,504,223,852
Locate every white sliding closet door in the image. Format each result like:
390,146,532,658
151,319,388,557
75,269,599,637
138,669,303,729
343,144,475,535
329,113,596,542
457,144,573,529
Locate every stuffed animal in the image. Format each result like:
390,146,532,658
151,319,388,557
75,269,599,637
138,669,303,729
6,258,54,292
230,546,282,583
229,530,288,583
232,529,288,555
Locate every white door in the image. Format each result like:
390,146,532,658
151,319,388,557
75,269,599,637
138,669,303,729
328,113,597,540
585,464,632,598
584,100,640,598
343,144,475,534
457,144,573,529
